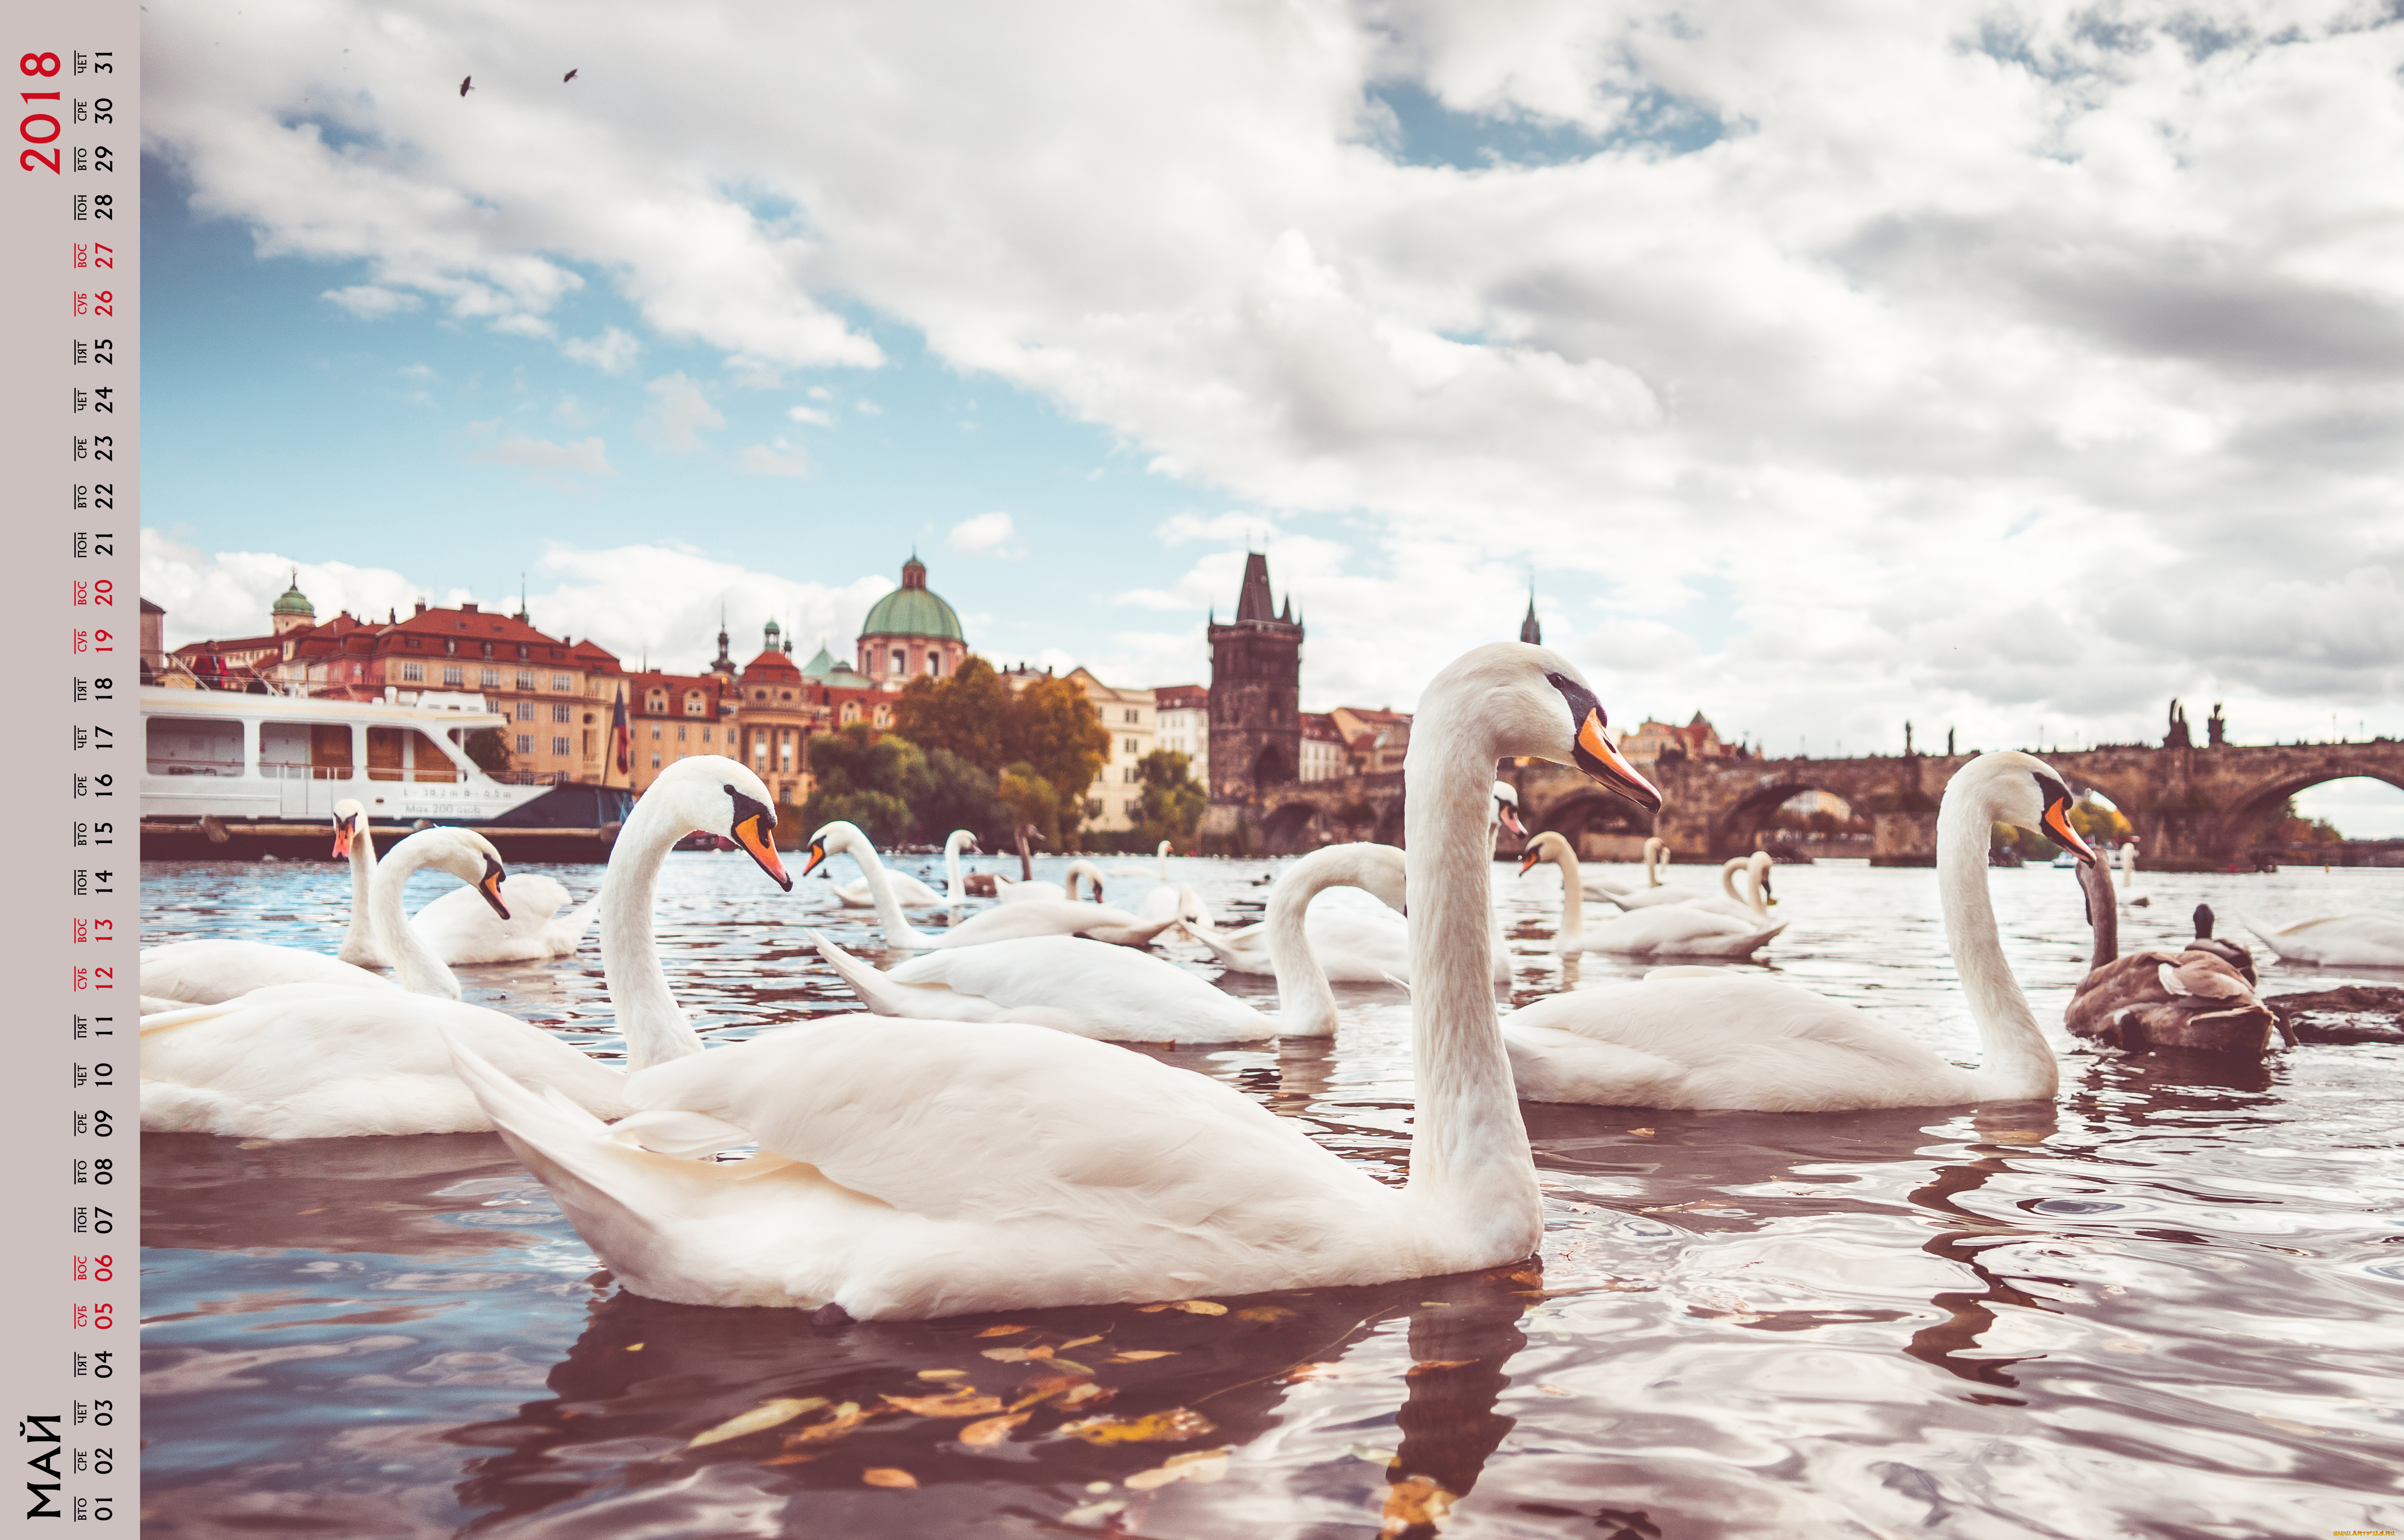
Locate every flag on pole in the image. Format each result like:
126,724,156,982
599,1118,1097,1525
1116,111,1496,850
611,685,632,776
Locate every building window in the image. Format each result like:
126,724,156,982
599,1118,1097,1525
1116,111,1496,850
481,642,494,659
648,691,667,712
1125,709,1138,724
400,661,424,682
552,704,571,723
874,705,892,728
650,725,662,740
517,645,530,661
1124,737,1137,754
685,692,705,715
928,654,943,677
552,736,571,757
676,724,688,742
552,673,572,691
753,736,768,767
651,752,663,769
517,701,536,721
891,648,905,674
517,671,535,691
445,639,458,655
443,665,465,687
779,733,796,772
515,733,533,755
481,667,500,688
702,726,713,743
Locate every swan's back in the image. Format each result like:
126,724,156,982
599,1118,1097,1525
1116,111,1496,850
887,936,1269,1038
140,939,394,1005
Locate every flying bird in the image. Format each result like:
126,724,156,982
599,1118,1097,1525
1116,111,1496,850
458,75,472,97
563,68,578,82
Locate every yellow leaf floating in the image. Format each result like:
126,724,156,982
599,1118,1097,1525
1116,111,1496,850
881,1388,1005,1418
626,1343,646,1352
1009,1373,1104,1412
975,1324,1030,1338
1628,1128,1656,1138
1407,1359,1476,1376
1059,1407,1218,1445
1284,1362,1346,1383
683,1397,829,1451
1140,1298,1227,1315
783,1402,881,1446
981,1347,1038,1362
959,1411,1030,1448
1380,1476,1458,1535
1234,1306,1295,1323
1124,1449,1231,1491
1109,1350,1178,1362
916,1369,967,1381
1059,1335,1104,1350
861,1467,918,1489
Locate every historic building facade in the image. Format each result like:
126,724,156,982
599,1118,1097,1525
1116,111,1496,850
856,554,969,691
1065,667,1157,832
1153,683,1209,787
1203,554,1304,806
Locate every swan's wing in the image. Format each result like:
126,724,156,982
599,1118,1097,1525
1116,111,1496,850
886,934,1271,1040
140,940,394,1005
939,899,1094,946
622,1019,1367,1224
813,932,1013,1023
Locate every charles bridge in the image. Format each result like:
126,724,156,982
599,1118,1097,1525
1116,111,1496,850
1212,739,2404,870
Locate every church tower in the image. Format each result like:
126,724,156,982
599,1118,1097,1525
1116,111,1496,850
1519,584,1543,645
1205,553,1303,805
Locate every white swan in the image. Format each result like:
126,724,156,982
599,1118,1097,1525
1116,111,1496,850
1526,833,1659,904
1504,751,2098,1109
142,826,513,1005
811,842,1403,1043
1110,839,1174,878
1523,834,1782,959
139,758,793,1138
329,799,599,966
332,799,384,966
823,829,960,909
1605,839,1742,911
437,640,1660,1316
996,859,1109,906
2235,907,2404,968
1527,836,1772,926
2116,841,2152,909
807,824,1178,950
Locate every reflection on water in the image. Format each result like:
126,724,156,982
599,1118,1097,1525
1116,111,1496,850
142,855,2404,1536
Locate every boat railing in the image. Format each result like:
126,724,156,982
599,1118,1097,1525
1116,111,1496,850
258,765,360,781
485,770,571,786
364,766,462,784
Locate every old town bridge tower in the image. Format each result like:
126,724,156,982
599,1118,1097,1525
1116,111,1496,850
1206,553,1303,805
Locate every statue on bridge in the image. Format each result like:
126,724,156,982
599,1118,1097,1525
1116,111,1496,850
2208,702,2226,748
2165,699,2192,750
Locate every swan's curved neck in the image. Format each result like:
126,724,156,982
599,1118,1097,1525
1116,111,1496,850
372,842,462,997
1646,840,1664,887
2118,844,2135,889
343,823,379,956
944,830,971,904
846,837,934,948
1402,701,1537,1252
1542,839,1583,941
1938,786,2057,1099
1718,857,1769,917
2083,854,2118,969
596,795,710,1070
1157,840,1170,882
1265,853,1367,1034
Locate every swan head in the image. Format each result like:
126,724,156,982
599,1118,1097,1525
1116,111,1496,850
650,756,791,890
1491,781,1525,839
405,827,513,919
330,798,367,859
801,820,869,882
1422,644,1660,812
1957,750,2097,863
1518,829,1573,874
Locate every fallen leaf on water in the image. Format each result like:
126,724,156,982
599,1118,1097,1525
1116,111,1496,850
1010,1373,1111,1412
1059,1335,1104,1350
1234,1306,1295,1322
1052,1382,1112,1412
1507,1269,1543,1286
916,1369,966,1381
1627,1128,1655,1137
976,1324,1031,1337
1059,1407,1218,1445
1124,1449,1231,1491
959,1411,1030,1447
882,1388,1005,1418
1108,1350,1178,1362
1416,1301,1452,1309
295,1208,326,1216
1061,1499,1127,1525
1381,1476,1458,1535
982,1346,1038,1362
1407,1359,1476,1376
684,1397,829,1450
783,1402,883,1446
626,1343,644,1352
1347,1444,1399,1466
1025,1345,1057,1360
1046,1358,1093,1376
760,1451,821,1467
1140,1298,1228,1315
861,1467,917,1489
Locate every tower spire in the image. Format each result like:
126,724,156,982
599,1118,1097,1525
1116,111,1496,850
1519,578,1542,646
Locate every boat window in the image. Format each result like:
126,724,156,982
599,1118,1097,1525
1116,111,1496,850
259,721,355,779
365,726,463,783
148,716,242,776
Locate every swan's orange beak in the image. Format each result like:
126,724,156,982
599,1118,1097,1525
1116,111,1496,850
2042,796,2097,864
801,839,830,879
331,815,354,860
1519,846,1544,875
476,856,512,920
1574,711,1661,813
735,813,792,891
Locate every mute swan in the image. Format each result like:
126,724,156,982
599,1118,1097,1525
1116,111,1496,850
332,800,384,967
2186,904,2257,985
438,640,1660,1316
807,824,1178,950
1521,835,1782,959
812,842,1406,1043
141,827,513,1005
139,758,792,1138
1503,751,2098,1110
1604,839,1732,911
2063,853,2275,1054
1111,839,1174,878
822,829,958,909
996,859,1109,906
2116,842,2152,908
329,800,598,966
1524,835,1770,926
1528,833,1657,904
2235,907,2404,969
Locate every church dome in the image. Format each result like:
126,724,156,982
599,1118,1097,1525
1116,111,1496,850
859,555,965,642
271,575,315,619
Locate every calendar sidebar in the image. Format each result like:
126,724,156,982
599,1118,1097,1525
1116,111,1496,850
0,0,141,1526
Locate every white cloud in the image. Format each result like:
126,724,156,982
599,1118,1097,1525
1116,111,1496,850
321,284,421,319
855,399,884,415
739,438,815,477
787,404,835,427
947,509,1022,558
636,371,724,453
143,2,2404,747
562,326,642,374
472,434,615,476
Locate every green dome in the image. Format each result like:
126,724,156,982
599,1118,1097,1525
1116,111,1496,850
859,555,965,642
271,575,315,618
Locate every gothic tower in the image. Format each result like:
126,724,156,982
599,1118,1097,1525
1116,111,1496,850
1205,553,1303,805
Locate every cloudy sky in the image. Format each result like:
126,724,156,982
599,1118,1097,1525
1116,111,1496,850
141,0,2404,829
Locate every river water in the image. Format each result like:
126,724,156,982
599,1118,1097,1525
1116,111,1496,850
141,852,2404,1538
